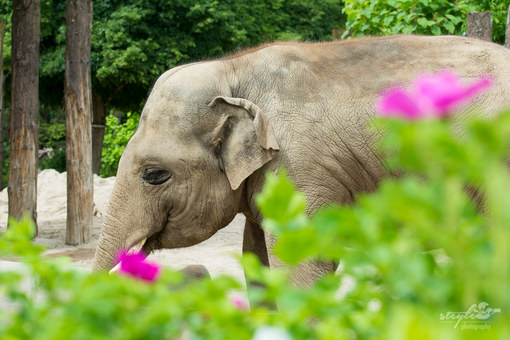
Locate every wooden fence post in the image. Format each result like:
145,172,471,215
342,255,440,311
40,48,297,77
506,5,510,49
65,0,93,245
467,12,493,42
9,0,40,228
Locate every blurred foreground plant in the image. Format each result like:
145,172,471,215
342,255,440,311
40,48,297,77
255,109,510,336
252,73,510,338
0,218,250,339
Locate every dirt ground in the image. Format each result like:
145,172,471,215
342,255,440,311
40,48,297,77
0,170,246,285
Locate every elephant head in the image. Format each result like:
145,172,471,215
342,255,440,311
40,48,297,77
93,62,279,271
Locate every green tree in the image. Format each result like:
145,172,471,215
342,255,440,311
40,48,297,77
100,112,139,177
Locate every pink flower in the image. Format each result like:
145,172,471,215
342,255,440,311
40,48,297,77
115,250,161,283
228,292,249,310
376,70,493,120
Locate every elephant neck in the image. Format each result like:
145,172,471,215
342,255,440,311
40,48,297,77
240,170,268,224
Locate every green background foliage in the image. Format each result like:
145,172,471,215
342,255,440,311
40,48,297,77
343,0,474,37
343,0,510,44
100,112,140,177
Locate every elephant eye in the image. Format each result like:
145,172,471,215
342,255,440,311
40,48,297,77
142,169,172,185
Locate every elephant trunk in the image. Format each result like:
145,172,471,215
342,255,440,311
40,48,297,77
93,184,132,271
93,215,126,271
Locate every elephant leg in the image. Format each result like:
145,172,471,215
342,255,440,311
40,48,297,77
243,216,276,309
242,217,269,266
264,232,335,287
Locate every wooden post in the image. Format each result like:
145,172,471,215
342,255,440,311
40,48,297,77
506,5,510,49
467,12,493,42
65,0,93,245
9,0,40,228
0,21,5,190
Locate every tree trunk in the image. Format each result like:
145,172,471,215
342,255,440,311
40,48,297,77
92,91,106,176
506,5,510,49
0,21,5,190
9,0,40,228
65,0,93,245
467,12,493,42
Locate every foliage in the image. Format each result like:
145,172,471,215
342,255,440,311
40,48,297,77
2,101,510,338
254,111,510,337
343,0,475,37
0,217,247,339
39,122,65,150
38,0,67,107
100,112,140,178
343,0,510,44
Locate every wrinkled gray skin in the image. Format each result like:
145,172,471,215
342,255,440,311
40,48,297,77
94,35,510,286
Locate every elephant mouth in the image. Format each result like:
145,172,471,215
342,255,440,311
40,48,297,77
109,230,165,274
142,231,164,255
139,211,173,256
108,209,172,274
109,237,148,274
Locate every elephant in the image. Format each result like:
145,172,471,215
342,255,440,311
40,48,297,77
93,35,510,286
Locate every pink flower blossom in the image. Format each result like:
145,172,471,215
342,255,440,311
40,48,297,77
115,250,161,282
228,291,249,310
376,70,493,120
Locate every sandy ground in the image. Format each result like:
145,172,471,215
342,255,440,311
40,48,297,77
0,169,246,285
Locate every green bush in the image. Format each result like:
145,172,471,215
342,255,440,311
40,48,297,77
0,217,247,339
343,0,510,44
100,112,140,178
343,0,475,37
256,112,510,337
2,101,510,338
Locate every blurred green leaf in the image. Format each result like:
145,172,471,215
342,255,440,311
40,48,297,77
256,170,308,235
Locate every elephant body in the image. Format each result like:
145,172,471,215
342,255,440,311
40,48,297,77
94,35,510,285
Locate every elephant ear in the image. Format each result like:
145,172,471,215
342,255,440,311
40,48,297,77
208,96,280,190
